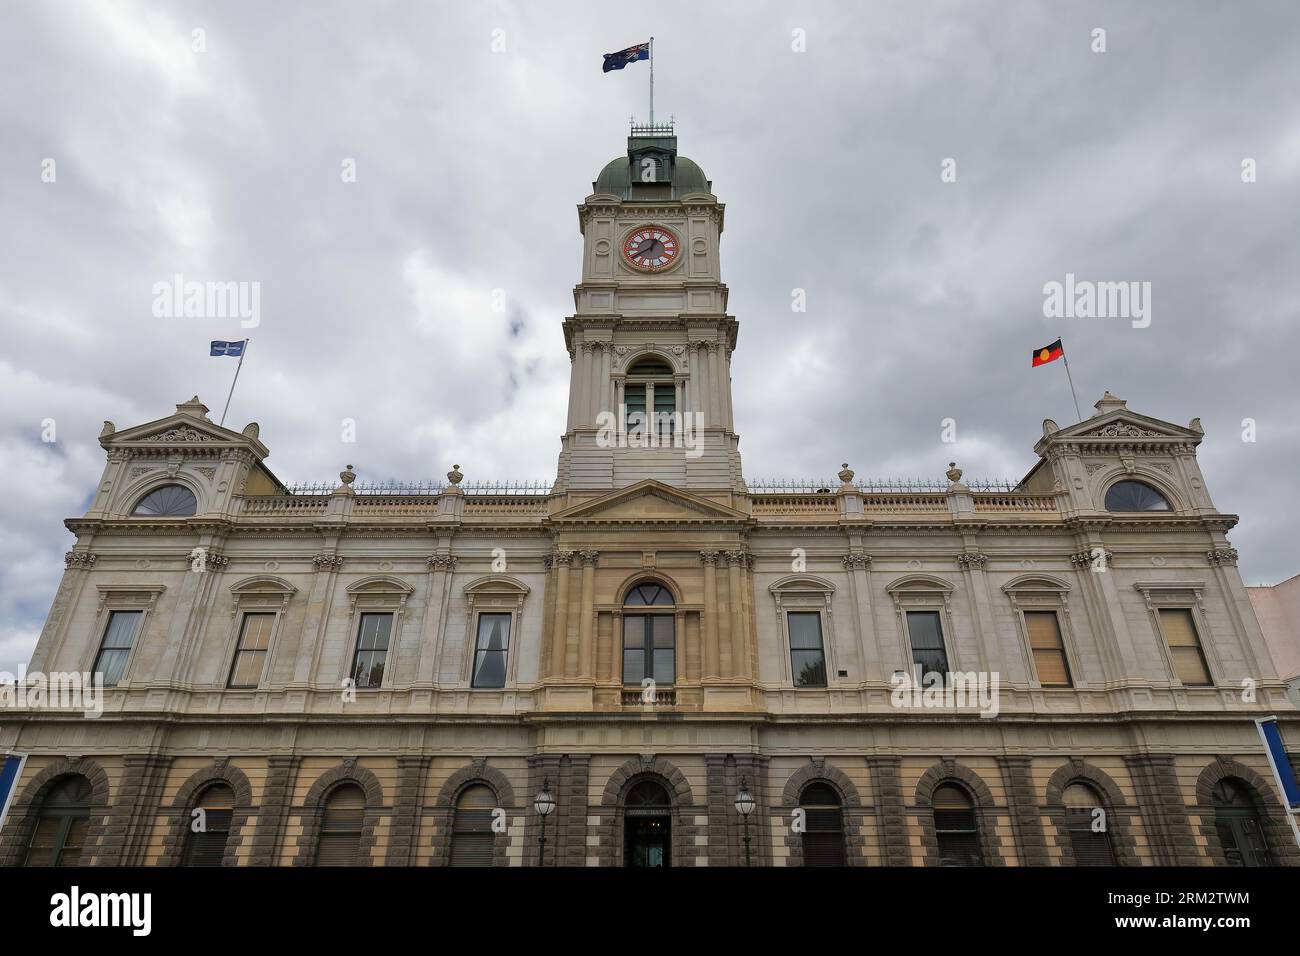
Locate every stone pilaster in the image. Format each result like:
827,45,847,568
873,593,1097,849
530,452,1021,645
385,756,430,866
248,755,301,866
998,755,1049,865
1125,754,1200,866
95,754,170,866
867,756,911,866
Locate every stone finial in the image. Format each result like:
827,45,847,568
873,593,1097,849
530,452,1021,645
946,462,963,483
1042,418,1059,437
100,421,115,438
176,396,212,420
1093,391,1127,416
1188,417,1203,435
242,422,260,440
333,464,356,495
838,462,855,485
447,464,463,486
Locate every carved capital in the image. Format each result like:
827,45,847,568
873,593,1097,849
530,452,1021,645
1070,548,1113,568
579,549,600,567
1206,548,1239,567
64,551,98,570
552,550,577,567
312,553,344,572
841,553,873,571
699,549,720,566
427,554,458,570
956,552,988,570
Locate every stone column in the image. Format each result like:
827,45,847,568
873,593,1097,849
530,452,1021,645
701,551,720,678
578,550,598,679
385,755,430,866
249,755,301,866
549,551,575,679
95,754,171,867
1124,754,1200,866
866,756,911,866
725,550,750,679
998,755,1049,865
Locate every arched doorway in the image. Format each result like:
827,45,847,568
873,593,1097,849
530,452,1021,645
1062,781,1116,866
182,782,235,866
624,779,672,867
1212,778,1272,866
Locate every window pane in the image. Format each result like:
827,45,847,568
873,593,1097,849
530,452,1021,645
1025,612,1071,686
652,615,674,648
791,650,826,687
351,615,391,688
623,616,645,648
623,649,644,685
229,614,274,688
906,611,948,678
652,648,675,685
229,649,267,688
475,613,511,652
472,650,507,688
1159,609,1211,685
787,612,824,650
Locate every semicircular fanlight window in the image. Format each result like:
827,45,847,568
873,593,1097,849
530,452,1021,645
132,484,197,517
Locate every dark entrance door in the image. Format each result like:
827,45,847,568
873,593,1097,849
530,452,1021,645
623,779,672,867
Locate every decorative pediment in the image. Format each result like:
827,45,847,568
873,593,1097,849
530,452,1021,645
548,480,749,525
1034,394,1201,457
102,397,269,458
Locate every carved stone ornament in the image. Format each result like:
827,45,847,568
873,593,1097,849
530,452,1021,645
841,553,872,570
956,552,988,570
312,553,345,572
1088,423,1160,439
579,550,600,566
1206,548,1239,566
838,462,855,484
64,551,98,570
552,550,576,567
699,549,720,566
427,554,458,570
446,464,463,486
1070,549,1113,568
150,426,215,443
946,462,964,483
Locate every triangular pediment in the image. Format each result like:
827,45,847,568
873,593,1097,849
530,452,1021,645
1035,394,1202,456
549,480,748,524
102,397,269,457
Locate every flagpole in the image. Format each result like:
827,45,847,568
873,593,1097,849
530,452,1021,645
1060,340,1083,423
219,339,249,428
649,36,654,124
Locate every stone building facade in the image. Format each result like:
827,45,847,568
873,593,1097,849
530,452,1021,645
2,126,1297,867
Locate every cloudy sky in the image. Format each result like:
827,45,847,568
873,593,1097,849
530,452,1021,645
2,1,1298,674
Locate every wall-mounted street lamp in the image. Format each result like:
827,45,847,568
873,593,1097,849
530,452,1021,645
534,778,556,866
734,776,756,867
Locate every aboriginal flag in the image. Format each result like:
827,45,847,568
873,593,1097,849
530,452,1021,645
1031,338,1064,367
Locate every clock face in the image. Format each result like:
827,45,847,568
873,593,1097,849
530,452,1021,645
622,226,680,272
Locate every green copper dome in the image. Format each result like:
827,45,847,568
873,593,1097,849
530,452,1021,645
593,154,712,198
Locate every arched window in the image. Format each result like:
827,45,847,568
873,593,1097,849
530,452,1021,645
933,783,982,866
1104,480,1170,512
800,782,846,867
24,775,91,866
132,484,198,517
449,785,497,867
182,783,235,866
624,780,672,868
1212,778,1272,866
624,358,676,441
1062,782,1115,865
622,581,675,686
314,784,365,866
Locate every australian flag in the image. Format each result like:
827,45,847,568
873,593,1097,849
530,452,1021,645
603,42,649,72
210,340,245,357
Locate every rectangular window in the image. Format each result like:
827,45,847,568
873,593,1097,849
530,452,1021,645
622,615,674,686
228,613,274,688
1024,611,1072,687
624,383,646,433
653,383,675,438
787,611,827,687
349,613,393,689
471,613,511,689
92,610,143,687
906,611,949,684
1159,608,1212,686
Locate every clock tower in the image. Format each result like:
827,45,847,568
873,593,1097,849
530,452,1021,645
554,123,743,503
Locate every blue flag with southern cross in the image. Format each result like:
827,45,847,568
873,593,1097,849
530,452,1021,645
210,340,246,357
603,42,649,73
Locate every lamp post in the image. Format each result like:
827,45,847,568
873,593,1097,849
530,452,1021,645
734,776,756,867
534,778,556,867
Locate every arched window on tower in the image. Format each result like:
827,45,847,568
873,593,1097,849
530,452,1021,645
799,782,846,866
624,358,676,443
23,775,92,866
1062,781,1116,865
1104,480,1170,512
132,484,198,517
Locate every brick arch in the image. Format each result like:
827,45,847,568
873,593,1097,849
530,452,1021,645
1195,756,1300,866
430,759,517,867
293,761,386,866
596,756,698,867
158,761,254,867
1044,759,1138,865
780,759,868,867
913,760,1005,866
0,756,112,867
